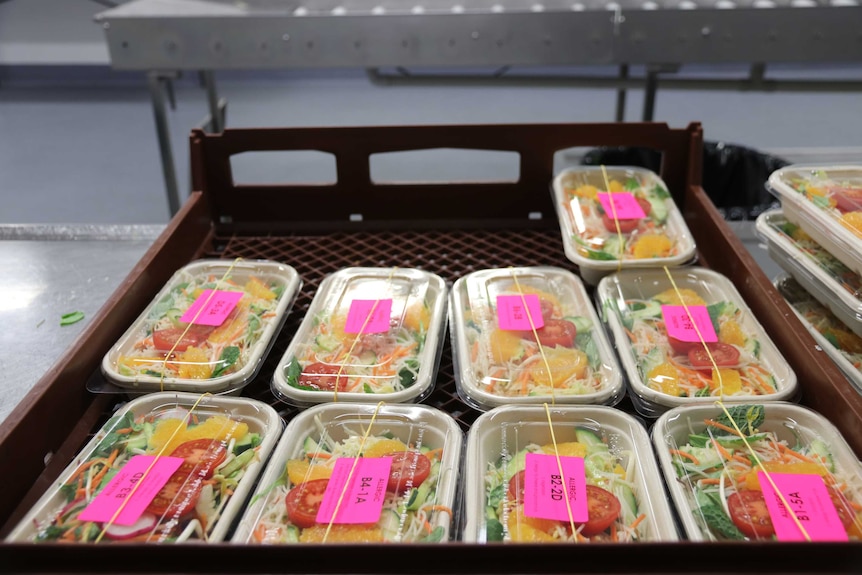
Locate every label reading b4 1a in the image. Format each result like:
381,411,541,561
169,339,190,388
316,457,392,524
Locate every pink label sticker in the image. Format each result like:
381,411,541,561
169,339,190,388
597,192,646,220
77,455,185,525
344,299,393,334
661,305,717,343
179,289,244,327
759,472,849,542
496,294,545,331
316,457,392,524
522,452,588,522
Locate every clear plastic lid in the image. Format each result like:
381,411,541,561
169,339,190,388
767,165,862,278
463,405,679,543
551,166,697,285
653,402,862,542
232,402,463,544
755,209,862,338
6,392,282,543
449,266,623,411
596,267,798,417
271,267,447,407
101,259,301,394
774,274,862,395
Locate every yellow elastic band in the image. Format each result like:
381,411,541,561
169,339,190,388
543,403,579,542
662,266,724,397
334,268,398,402
511,269,555,405
95,393,214,543
600,165,624,274
322,401,386,543
160,258,244,392
714,401,811,541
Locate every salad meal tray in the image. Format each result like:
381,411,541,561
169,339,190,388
1,122,861,573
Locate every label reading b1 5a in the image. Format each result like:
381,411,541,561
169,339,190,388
759,472,848,542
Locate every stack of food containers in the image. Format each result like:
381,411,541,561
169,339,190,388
551,166,697,286
653,402,862,542
773,275,862,394
271,267,448,407
755,179,862,394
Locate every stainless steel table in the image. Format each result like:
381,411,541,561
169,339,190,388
0,225,162,426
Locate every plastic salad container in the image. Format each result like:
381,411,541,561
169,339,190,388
767,164,862,277
449,266,623,411
272,267,447,407
774,275,862,395
551,166,696,285
653,403,862,542
756,209,862,338
232,402,462,544
6,392,281,544
102,259,301,394
463,405,678,543
596,267,798,417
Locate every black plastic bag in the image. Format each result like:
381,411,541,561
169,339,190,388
581,142,787,219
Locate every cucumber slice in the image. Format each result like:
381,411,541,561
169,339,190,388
506,449,529,478
575,428,607,453
408,481,433,511
379,509,403,541
302,436,323,455
315,334,341,352
568,315,593,333
615,483,639,524
284,525,301,543
808,438,834,472
165,308,184,327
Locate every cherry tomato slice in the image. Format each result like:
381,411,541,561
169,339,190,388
636,196,653,217
170,438,228,479
728,489,774,539
576,485,622,537
601,213,640,234
688,343,741,368
285,479,330,528
831,187,862,213
385,451,432,493
147,475,202,519
507,470,526,504
152,326,213,352
667,335,701,356
539,299,557,321
298,362,348,391
519,319,577,348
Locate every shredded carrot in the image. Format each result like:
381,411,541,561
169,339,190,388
670,449,700,465
704,419,742,437
422,505,453,515
471,341,480,363
699,478,723,485
114,428,133,435
849,500,862,512
306,451,332,459
423,520,433,534
425,448,444,460
778,444,817,464
610,523,618,542
629,514,647,530
732,454,751,466
712,439,733,461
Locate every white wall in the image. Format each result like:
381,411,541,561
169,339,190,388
0,0,118,64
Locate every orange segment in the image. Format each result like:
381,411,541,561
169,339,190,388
632,234,673,259
146,419,188,455
648,362,680,396
363,438,409,458
402,301,431,332
719,320,746,347
744,462,830,491
244,276,277,300
182,415,248,443
541,442,587,458
840,212,862,238
177,346,213,379
507,506,560,542
527,347,588,388
653,288,706,307
489,329,525,364
286,459,333,486
710,368,742,395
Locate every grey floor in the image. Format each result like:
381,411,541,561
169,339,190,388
1,64,861,224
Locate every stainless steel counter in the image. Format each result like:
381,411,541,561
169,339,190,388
0,225,163,426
